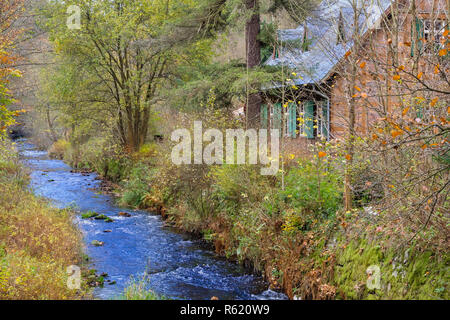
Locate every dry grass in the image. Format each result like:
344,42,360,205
0,142,88,300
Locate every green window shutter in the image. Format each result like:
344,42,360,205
411,17,424,56
321,101,329,140
416,106,423,119
272,103,282,131
417,18,424,52
304,101,315,139
260,104,268,129
288,103,297,138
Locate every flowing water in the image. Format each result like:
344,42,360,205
18,140,287,300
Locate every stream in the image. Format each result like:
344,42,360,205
17,140,287,300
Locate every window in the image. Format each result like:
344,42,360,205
268,101,329,140
423,19,447,53
270,103,282,133
298,101,329,140
316,101,329,139
260,104,268,129
411,17,424,56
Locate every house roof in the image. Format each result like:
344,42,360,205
264,0,393,87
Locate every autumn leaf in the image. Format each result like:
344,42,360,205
318,151,327,158
361,92,368,98
354,86,361,92
434,65,440,74
345,51,352,58
439,49,447,56
402,107,410,116
430,97,438,107
393,74,401,81
417,72,423,79
360,61,366,68
372,133,378,140
444,29,449,37
391,130,403,138
345,154,352,161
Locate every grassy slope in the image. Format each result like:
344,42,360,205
0,141,88,299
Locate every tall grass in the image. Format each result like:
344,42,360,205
118,276,165,300
0,140,88,299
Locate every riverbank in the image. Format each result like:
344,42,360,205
20,139,274,300
0,140,89,299
49,138,449,300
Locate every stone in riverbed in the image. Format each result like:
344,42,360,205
81,211,99,219
91,240,104,247
94,214,114,222
118,212,132,217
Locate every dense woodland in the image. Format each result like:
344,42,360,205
0,0,449,300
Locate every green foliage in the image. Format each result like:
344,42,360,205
118,276,166,300
0,140,29,187
81,211,99,219
282,158,343,218
119,164,154,208
334,239,449,300
48,139,70,160
39,0,215,151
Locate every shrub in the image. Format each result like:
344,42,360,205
119,164,153,208
48,139,70,159
282,157,343,218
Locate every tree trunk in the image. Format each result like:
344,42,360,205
245,0,261,128
46,105,57,143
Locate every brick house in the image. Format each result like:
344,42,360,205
261,0,448,151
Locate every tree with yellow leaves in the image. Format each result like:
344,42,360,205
0,0,24,136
